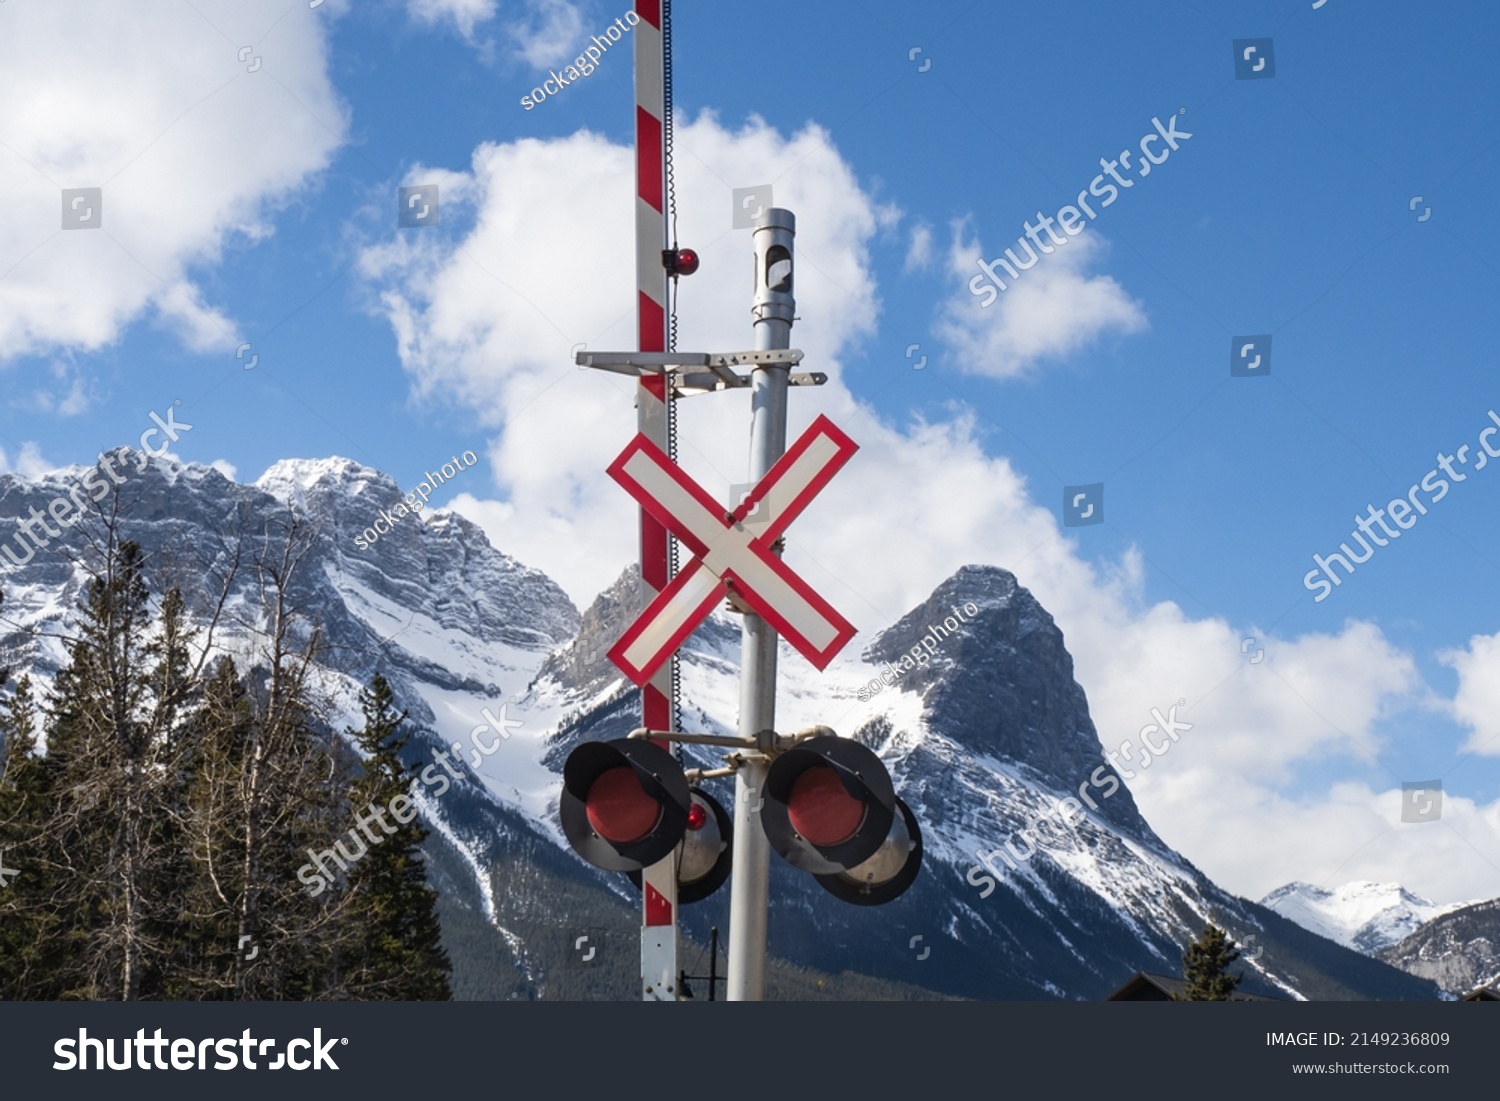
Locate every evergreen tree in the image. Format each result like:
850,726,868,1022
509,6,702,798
42,539,190,999
2,521,453,1002
170,656,257,999
338,674,451,1000
1176,924,1243,1000
138,585,201,998
0,667,68,997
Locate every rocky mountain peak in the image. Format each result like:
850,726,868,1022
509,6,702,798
256,455,390,510
867,564,1146,833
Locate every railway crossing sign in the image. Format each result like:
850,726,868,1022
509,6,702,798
606,413,859,686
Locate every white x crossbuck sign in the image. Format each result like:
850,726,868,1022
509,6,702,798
606,413,859,687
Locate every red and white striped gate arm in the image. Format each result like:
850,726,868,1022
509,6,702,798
633,0,678,1001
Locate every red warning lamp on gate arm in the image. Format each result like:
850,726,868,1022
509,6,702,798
663,247,700,277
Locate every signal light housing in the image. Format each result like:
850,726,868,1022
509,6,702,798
560,739,690,872
761,735,896,876
630,787,733,905
562,732,919,910
813,795,922,905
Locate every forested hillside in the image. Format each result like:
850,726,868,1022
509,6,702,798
0,516,450,1000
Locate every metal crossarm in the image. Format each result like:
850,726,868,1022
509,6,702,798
576,349,824,393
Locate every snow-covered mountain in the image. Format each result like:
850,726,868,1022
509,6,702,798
1260,881,1477,955
1378,899,1500,996
0,452,1441,1000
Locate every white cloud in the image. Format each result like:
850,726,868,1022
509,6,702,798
1441,632,1500,757
935,218,1147,380
209,459,240,482
359,111,895,598
357,114,1500,904
152,280,241,355
1139,776,1500,906
9,359,93,418
904,222,933,273
55,379,90,417
507,0,588,68
407,0,586,66
0,0,346,364
408,0,499,40
0,442,54,479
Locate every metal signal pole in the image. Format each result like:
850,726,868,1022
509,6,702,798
572,1,917,973
576,2,897,1009
727,209,797,1001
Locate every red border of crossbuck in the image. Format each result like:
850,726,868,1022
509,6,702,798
605,414,859,686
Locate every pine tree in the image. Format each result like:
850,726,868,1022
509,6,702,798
337,674,451,1000
0,669,69,997
138,585,201,998
2,515,454,1001
171,656,256,999
42,539,177,998
1176,924,1243,1000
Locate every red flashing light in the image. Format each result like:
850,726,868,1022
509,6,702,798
787,767,864,847
663,247,700,277
585,766,661,844
686,801,708,831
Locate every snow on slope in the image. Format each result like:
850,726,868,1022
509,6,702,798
1261,881,1478,954
671,619,1294,989
2,456,1376,998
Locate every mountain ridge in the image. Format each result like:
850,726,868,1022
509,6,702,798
0,452,1442,1000
1261,880,1479,955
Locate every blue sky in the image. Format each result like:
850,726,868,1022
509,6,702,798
1,0,1497,904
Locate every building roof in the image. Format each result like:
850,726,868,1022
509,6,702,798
1460,985,1499,1001
1107,970,1281,1001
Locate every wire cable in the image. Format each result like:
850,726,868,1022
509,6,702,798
662,0,683,738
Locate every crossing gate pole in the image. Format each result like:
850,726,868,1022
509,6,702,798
633,0,678,1001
